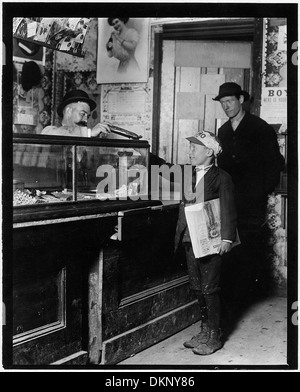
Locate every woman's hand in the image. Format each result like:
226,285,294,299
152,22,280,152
111,30,121,40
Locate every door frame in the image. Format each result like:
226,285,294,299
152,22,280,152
151,18,263,155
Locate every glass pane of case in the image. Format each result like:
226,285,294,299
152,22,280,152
13,138,150,206
76,145,149,200
13,142,73,206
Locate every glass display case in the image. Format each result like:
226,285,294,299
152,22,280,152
13,134,150,209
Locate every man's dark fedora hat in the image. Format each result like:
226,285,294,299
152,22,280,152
213,82,250,102
57,89,96,117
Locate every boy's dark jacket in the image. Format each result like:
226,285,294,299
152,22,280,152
174,165,237,252
150,154,237,253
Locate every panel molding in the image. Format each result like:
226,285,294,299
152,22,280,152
101,299,200,365
119,275,189,307
13,267,66,346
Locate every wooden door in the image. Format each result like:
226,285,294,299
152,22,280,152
159,40,252,164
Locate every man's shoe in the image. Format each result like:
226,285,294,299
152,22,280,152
192,329,222,355
183,323,209,348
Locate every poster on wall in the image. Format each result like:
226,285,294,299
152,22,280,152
97,18,150,84
260,87,287,124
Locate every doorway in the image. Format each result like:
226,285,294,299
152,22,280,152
151,18,258,164
159,39,252,164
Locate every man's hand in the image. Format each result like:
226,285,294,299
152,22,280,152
91,123,111,138
219,241,232,256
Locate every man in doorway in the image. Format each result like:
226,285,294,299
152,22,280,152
41,89,111,137
214,82,285,311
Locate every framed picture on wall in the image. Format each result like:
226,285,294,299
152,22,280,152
97,18,150,84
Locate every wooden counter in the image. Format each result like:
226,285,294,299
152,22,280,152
9,200,200,366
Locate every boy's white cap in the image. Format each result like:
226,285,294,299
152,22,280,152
186,131,222,157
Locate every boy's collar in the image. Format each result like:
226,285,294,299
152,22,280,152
195,163,214,172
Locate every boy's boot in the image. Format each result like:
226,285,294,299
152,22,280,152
183,322,209,348
192,292,222,355
192,329,222,355
183,291,209,348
